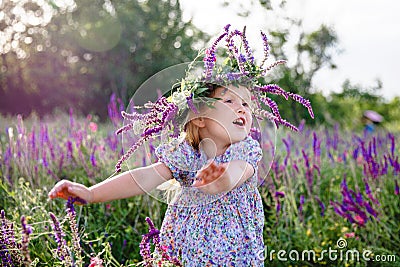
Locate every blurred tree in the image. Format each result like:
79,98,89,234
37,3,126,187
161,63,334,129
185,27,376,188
0,0,63,58
333,79,383,103
384,97,400,131
0,0,208,119
0,0,75,116
326,79,385,128
85,0,208,110
267,23,338,126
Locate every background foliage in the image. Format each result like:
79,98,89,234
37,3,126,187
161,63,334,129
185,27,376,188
0,0,207,118
1,0,399,127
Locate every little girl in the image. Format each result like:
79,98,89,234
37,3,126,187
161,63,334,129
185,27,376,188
49,25,314,266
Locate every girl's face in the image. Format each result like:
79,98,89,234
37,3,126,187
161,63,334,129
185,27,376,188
197,85,253,149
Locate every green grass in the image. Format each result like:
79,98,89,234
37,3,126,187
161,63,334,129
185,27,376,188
1,114,399,266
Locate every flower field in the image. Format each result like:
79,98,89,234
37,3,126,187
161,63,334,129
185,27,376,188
0,96,399,266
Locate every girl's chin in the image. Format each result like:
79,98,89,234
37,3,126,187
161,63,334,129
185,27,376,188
229,135,248,144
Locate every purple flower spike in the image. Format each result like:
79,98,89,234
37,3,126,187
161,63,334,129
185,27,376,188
259,30,269,67
264,59,287,72
49,212,72,263
20,216,32,265
254,83,315,126
140,217,182,267
254,109,299,131
282,137,291,166
250,127,261,142
224,24,231,32
330,200,344,217
90,145,97,167
299,195,305,213
186,94,199,114
389,133,395,158
287,92,314,119
225,29,242,58
1,210,14,266
276,200,281,216
66,197,83,265
115,97,178,172
254,84,288,98
241,26,254,64
260,96,282,122
315,196,325,217
203,31,228,81
363,201,378,218
238,53,247,63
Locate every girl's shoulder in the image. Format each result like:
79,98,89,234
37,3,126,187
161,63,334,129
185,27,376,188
155,138,206,173
223,136,263,166
156,137,198,160
226,136,261,154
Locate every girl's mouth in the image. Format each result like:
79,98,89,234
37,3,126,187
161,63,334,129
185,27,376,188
233,117,246,127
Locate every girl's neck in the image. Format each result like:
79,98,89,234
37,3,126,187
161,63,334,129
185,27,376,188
199,138,229,158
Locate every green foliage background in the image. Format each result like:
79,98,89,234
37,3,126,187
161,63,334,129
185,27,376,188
1,0,399,128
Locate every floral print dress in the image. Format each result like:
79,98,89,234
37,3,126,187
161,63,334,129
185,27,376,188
155,136,265,266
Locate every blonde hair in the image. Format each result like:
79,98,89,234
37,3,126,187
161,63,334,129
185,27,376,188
183,83,221,150
185,120,201,150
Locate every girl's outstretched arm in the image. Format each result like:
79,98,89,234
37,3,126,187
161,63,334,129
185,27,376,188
193,160,254,195
48,162,172,203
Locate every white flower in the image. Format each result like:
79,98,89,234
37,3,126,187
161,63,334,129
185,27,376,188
133,120,144,135
8,127,14,139
156,178,181,191
171,90,191,110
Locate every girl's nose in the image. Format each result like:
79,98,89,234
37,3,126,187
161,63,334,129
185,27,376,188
236,105,246,114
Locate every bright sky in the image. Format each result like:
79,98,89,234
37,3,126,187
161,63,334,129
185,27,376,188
180,0,400,101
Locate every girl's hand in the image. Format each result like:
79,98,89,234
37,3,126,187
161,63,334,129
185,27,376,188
193,161,231,194
48,180,93,204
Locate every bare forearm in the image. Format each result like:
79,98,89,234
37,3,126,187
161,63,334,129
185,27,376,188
90,162,172,203
90,171,140,203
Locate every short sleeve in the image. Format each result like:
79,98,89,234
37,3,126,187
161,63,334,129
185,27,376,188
155,139,206,185
225,136,263,171
155,142,183,176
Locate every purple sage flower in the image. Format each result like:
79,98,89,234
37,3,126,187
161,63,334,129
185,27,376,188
250,127,261,142
315,196,325,217
139,217,182,267
66,197,83,265
186,94,199,114
299,195,305,214
90,145,97,167
49,212,72,263
20,216,32,265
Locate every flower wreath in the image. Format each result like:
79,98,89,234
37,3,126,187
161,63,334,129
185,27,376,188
114,24,314,172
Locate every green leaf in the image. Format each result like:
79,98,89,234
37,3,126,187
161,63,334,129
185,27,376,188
194,87,209,95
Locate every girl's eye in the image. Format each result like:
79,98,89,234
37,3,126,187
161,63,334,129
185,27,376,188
224,99,232,103
242,102,249,107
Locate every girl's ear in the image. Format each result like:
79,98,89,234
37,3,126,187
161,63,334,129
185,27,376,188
191,117,206,128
